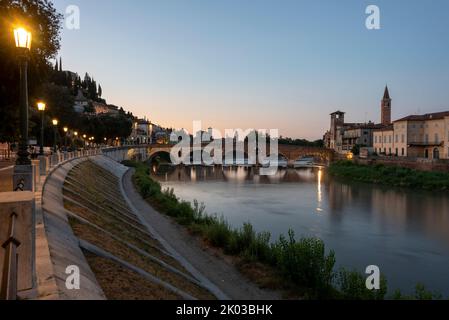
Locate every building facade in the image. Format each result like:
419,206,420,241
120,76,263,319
373,125,395,155
374,112,449,159
327,86,393,154
327,86,449,160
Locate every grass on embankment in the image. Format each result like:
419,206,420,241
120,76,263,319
329,160,449,191
126,161,443,300
65,160,215,300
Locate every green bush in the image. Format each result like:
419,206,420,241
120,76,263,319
329,161,449,191
336,268,387,300
392,284,443,300
205,216,232,247
271,231,335,297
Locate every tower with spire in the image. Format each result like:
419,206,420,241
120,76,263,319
381,86,392,125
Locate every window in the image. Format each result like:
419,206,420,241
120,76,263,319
389,135,392,143
395,148,398,156
425,134,429,143
435,134,439,143
402,148,405,156
401,134,405,143
389,148,392,155
395,135,398,143
374,136,377,143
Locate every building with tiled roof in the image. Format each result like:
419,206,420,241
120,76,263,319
374,111,449,159
328,87,392,153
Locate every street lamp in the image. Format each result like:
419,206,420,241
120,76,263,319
14,27,32,165
14,28,32,49
52,119,58,152
63,126,68,151
73,131,78,151
37,102,46,155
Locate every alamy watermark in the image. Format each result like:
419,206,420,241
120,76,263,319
65,265,80,290
366,5,381,30
65,5,80,30
366,265,381,290
169,121,279,176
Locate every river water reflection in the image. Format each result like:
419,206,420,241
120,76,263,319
150,165,449,296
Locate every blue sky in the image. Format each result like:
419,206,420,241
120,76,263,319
53,0,449,140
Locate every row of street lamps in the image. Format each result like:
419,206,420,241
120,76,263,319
13,26,120,167
13,26,104,161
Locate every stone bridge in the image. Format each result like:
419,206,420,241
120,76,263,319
145,143,334,166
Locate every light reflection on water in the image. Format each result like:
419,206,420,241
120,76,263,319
151,165,449,296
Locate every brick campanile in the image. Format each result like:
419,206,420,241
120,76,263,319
381,86,392,125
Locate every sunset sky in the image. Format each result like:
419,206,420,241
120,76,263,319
53,0,449,140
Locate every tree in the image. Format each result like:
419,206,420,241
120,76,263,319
98,84,102,98
37,83,76,126
0,0,63,142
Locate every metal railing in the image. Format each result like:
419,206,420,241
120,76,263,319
0,212,21,300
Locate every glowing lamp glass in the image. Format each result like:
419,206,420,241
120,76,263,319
37,102,46,111
14,28,32,49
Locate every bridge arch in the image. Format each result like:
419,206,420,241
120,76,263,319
148,149,173,164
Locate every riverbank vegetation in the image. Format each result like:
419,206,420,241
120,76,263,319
329,161,449,191
126,161,442,300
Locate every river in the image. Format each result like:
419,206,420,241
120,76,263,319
150,165,449,296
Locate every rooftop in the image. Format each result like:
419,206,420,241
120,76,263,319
373,124,394,132
394,111,449,122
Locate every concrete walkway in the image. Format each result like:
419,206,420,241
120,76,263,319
122,169,281,300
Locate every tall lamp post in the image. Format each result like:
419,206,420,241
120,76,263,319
37,102,46,155
52,119,58,153
73,131,78,151
63,127,68,151
14,27,32,165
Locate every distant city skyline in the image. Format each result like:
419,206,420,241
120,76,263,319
54,0,449,140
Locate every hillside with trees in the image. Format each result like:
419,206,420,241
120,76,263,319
0,0,133,148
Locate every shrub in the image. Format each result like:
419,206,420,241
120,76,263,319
204,216,232,247
329,161,449,191
392,284,443,300
336,268,387,300
271,230,335,297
